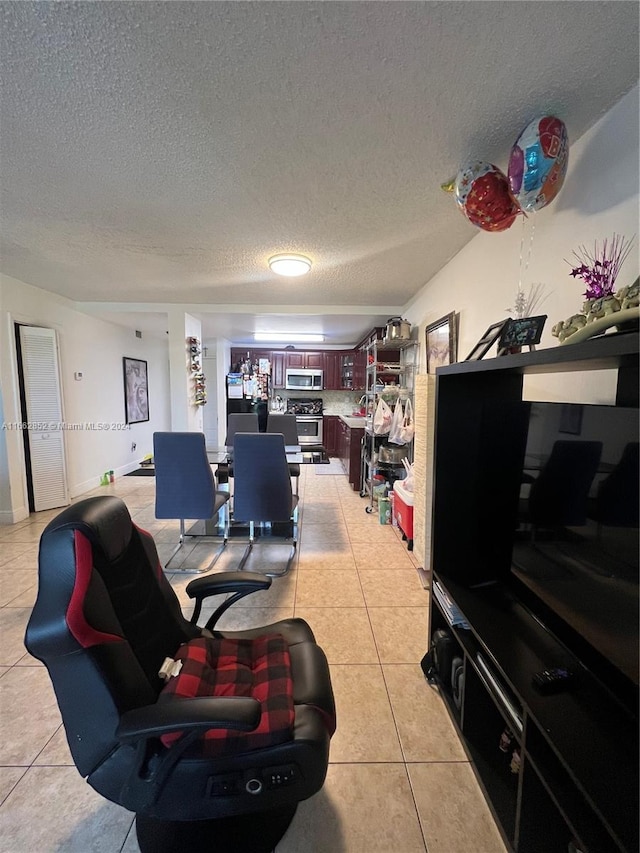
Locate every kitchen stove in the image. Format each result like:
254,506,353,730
286,397,323,415
286,397,323,446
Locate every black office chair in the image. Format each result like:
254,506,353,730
520,440,603,534
153,432,230,572
24,496,335,853
233,432,300,575
267,413,301,495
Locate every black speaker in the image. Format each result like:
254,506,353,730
451,656,464,709
431,629,455,686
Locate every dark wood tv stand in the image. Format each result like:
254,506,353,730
426,332,639,853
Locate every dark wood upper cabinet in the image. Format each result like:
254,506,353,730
284,351,323,369
285,352,305,368
353,348,367,390
305,352,324,369
271,351,286,388
323,352,342,390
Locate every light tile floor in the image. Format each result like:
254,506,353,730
0,466,507,853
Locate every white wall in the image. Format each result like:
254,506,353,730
403,87,638,566
405,85,639,401
0,274,170,522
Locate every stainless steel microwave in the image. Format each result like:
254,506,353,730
285,368,323,391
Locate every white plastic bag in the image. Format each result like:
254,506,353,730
373,398,392,435
401,458,415,491
399,397,415,443
388,400,405,445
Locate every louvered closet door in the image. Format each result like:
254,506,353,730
19,326,69,511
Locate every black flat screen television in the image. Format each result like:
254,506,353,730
508,401,639,715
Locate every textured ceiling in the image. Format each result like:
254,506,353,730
1,1,638,345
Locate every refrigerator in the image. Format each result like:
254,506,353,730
226,365,270,432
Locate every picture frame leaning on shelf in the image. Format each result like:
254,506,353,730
464,319,509,362
425,312,458,374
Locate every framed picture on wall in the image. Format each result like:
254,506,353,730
123,357,149,424
425,312,458,374
464,320,509,361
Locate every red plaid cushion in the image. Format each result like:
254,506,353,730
159,634,294,756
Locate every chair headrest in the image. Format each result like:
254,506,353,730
41,496,133,562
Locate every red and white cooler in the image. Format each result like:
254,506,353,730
393,480,414,550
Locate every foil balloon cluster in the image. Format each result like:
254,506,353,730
508,116,568,212
449,116,568,233
454,161,519,233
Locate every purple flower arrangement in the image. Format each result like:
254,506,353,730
567,234,634,300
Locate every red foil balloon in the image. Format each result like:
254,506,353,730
455,161,520,232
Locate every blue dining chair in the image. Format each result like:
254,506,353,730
232,432,299,576
216,413,260,485
153,432,230,572
266,413,300,495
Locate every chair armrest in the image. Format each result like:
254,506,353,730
118,696,262,809
186,571,271,600
186,572,273,630
117,695,261,742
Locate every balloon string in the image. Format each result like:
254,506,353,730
517,216,526,294
525,216,536,283
517,215,536,294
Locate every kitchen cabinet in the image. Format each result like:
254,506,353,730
270,351,286,388
285,351,323,369
230,349,248,371
340,352,355,390
230,349,271,371
323,352,343,390
322,415,340,456
337,417,364,490
352,348,367,390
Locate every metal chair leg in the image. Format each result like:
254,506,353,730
235,518,296,577
163,508,229,574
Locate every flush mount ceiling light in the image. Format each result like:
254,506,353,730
268,253,312,277
254,332,325,343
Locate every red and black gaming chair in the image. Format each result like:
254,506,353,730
24,495,335,853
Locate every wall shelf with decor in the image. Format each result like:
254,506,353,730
360,336,417,515
187,336,206,406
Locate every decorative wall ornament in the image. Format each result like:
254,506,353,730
553,235,637,344
187,337,206,405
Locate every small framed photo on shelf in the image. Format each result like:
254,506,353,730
425,312,458,374
464,320,509,361
123,357,149,424
497,315,547,355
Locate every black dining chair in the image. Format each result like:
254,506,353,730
232,432,300,576
267,413,301,495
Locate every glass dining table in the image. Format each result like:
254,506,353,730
206,446,328,465
188,444,328,541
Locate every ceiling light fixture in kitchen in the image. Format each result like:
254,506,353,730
268,253,312,276
254,332,324,343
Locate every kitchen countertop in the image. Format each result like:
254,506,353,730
336,415,368,429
